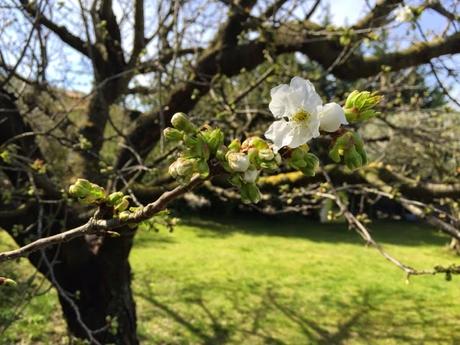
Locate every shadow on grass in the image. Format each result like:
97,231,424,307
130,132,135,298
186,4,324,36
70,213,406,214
181,215,449,247
136,278,460,345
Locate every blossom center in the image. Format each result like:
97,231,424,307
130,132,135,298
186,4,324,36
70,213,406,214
291,109,311,124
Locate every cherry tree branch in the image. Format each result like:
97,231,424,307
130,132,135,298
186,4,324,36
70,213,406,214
0,176,203,263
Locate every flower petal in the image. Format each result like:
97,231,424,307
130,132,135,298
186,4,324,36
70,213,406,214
319,102,348,132
269,84,290,118
265,119,292,152
287,119,320,149
290,77,322,115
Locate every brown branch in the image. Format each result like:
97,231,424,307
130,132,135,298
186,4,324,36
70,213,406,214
353,0,402,30
333,31,460,78
427,1,460,22
0,176,203,263
132,0,145,59
20,0,92,57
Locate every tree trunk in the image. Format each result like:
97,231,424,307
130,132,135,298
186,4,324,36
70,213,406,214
54,234,138,344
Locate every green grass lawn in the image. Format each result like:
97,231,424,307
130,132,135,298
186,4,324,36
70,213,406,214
2,217,460,344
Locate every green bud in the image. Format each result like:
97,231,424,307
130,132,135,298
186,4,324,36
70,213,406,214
260,161,278,170
228,174,243,188
68,179,106,204
200,128,224,155
107,192,124,206
258,148,274,161
344,91,383,122
193,136,210,160
304,153,319,169
163,127,184,142
228,139,241,152
171,112,196,133
169,157,195,179
0,150,11,164
241,137,268,151
114,196,130,213
329,147,341,163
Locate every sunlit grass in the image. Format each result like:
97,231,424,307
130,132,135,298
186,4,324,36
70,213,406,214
132,217,460,345
2,217,460,344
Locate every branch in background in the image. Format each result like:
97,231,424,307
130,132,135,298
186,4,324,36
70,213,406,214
353,0,402,30
20,0,92,57
321,168,460,280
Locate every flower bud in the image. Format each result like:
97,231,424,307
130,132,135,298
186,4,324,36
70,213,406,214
68,178,92,197
258,148,274,161
171,112,196,133
274,153,282,165
107,192,124,206
241,136,268,151
319,102,348,132
228,139,241,152
68,179,106,204
301,153,319,177
114,196,130,213
200,128,224,155
344,91,383,122
227,152,250,172
163,127,184,142
170,157,195,177
193,136,210,160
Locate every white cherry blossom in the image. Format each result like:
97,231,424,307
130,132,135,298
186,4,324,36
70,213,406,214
265,77,321,151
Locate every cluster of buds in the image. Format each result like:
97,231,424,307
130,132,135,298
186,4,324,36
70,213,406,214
165,113,224,184
343,90,383,122
68,178,106,205
285,145,319,177
329,131,367,170
68,179,139,222
164,113,285,204
220,137,280,204
106,191,132,219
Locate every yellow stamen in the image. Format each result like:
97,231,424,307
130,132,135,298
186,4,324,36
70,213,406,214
292,109,311,123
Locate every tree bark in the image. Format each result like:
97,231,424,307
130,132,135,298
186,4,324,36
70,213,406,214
55,235,138,345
